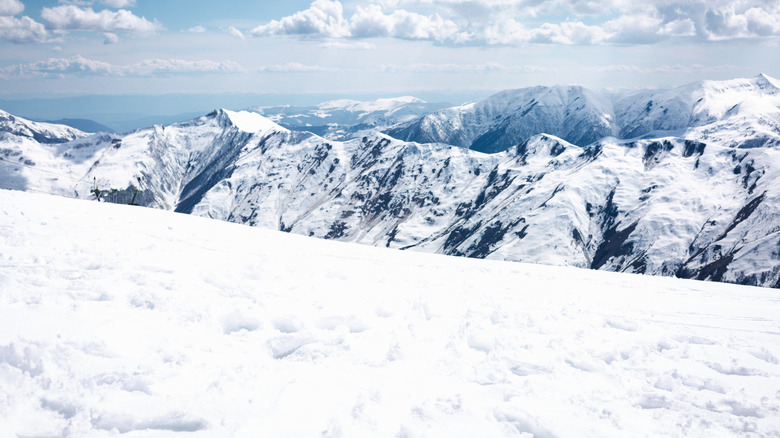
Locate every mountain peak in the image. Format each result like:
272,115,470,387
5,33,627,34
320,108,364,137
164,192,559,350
754,73,780,90
0,108,87,143
217,109,287,134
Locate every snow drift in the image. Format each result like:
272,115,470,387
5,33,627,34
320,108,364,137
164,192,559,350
1,188,779,436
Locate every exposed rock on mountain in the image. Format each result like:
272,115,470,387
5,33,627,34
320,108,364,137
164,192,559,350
2,75,779,288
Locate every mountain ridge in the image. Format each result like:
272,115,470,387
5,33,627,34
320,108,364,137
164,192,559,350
386,73,780,153
1,75,779,288
252,96,449,140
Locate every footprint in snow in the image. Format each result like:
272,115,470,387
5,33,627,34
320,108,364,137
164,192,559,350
315,315,368,333
706,361,767,377
92,412,208,433
267,335,313,359
273,315,303,333
674,335,716,345
706,399,764,418
221,312,261,334
510,362,552,377
637,394,670,410
748,348,779,365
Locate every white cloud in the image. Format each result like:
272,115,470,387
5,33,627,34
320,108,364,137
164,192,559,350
251,0,465,43
587,64,739,74
0,55,115,78
529,21,610,44
659,18,696,37
349,4,392,38
101,0,136,8
563,0,612,16
0,15,48,43
187,25,206,33
0,55,245,79
319,40,375,49
480,18,609,45
376,8,462,41
587,64,645,73
248,0,780,46
481,18,529,45
103,31,118,44
603,13,665,44
250,0,349,38
0,0,24,16
41,5,162,34
57,0,93,6
258,63,340,73
130,58,245,75
703,5,780,40
227,26,245,40
380,62,549,73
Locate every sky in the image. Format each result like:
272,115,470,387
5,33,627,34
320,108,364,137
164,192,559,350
1,0,780,111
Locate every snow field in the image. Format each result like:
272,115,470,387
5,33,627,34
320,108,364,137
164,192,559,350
1,189,780,436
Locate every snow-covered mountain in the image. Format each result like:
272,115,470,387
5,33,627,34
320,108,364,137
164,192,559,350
252,96,448,140
2,75,780,288
0,109,88,145
387,86,617,153
4,188,780,436
387,74,780,153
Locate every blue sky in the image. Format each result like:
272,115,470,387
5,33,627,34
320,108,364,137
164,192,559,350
1,0,779,110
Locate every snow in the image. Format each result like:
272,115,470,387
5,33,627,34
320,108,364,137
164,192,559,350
318,96,426,115
3,78,780,287
390,74,780,154
249,97,446,141
2,188,780,437
0,109,88,142
223,109,285,133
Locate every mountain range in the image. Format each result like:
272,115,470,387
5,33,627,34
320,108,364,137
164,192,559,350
1,74,779,288
252,97,449,140
388,74,780,153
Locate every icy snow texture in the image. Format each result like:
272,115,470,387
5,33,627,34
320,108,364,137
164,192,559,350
1,189,780,437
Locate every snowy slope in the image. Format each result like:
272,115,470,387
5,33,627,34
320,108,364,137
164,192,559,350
253,96,448,140
388,74,780,153
387,85,617,153
183,130,780,288
2,188,780,437
0,109,289,209
0,109,88,144
614,74,780,148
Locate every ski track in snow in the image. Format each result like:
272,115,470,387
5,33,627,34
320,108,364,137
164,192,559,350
1,189,780,437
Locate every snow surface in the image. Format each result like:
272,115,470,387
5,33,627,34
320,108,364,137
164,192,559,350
0,109,87,143
223,109,285,133
2,188,780,437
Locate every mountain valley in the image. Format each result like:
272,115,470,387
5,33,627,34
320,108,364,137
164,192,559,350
2,75,779,288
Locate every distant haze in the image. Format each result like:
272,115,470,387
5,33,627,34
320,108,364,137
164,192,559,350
0,91,475,132
0,1,777,104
